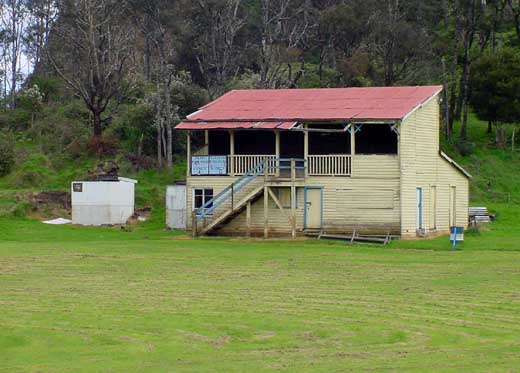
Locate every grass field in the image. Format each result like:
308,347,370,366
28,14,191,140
1,213,520,372
1,117,520,371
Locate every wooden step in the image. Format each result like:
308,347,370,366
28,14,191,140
199,186,264,236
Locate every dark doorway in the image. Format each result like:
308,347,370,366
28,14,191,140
235,131,275,155
208,131,230,155
280,131,304,158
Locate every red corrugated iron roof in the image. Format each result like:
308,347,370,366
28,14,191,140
176,86,442,130
176,121,298,130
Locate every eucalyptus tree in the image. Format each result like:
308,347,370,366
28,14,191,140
127,0,179,169
24,0,58,69
1,0,28,108
48,0,134,138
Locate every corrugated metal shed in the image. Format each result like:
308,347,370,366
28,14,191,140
71,177,137,226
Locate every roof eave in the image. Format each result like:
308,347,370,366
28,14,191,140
401,87,443,122
440,151,472,179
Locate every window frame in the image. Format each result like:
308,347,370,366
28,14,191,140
274,187,299,209
193,188,214,215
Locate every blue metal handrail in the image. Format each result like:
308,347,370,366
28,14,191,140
194,158,306,221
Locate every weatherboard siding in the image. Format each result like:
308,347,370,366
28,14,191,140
187,155,401,235
400,94,469,238
436,157,469,230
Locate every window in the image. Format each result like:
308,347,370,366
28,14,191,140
193,188,214,214
355,124,398,155
309,127,350,155
274,187,298,209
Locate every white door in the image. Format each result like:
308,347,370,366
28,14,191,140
416,187,423,230
429,186,437,230
305,188,322,229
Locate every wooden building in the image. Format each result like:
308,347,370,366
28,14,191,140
175,86,471,239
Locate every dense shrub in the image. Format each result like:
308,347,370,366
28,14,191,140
455,139,476,156
0,131,15,176
87,136,120,157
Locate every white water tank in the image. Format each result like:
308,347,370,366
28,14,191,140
71,177,137,226
166,184,186,229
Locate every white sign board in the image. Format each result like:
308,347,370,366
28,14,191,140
191,156,228,175
209,156,227,175
191,156,209,175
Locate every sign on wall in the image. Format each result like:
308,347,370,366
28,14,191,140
209,156,227,175
192,156,228,175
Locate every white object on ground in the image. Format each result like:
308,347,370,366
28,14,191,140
43,218,72,225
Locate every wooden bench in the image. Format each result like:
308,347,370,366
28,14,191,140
468,207,495,226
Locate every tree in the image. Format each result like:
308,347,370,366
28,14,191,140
508,0,520,43
255,0,316,88
128,0,180,170
24,0,58,70
1,0,28,108
189,0,246,98
469,49,520,148
48,0,134,139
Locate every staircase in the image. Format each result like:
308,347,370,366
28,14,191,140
192,158,305,237
198,185,264,235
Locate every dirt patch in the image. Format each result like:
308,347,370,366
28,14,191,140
22,191,71,219
30,191,71,209
127,207,152,225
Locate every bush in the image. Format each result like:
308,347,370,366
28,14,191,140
455,139,475,156
0,131,15,177
87,136,120,157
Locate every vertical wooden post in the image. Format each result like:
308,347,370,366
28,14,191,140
303,125,309,178
191,211,197,238
350,124,355,176
291,158,296,239
246,200,251,237
264,185,269,239
275,130,280,177
229,129,235,177
186,131,191,177
350,124,355,155
204,130,209,147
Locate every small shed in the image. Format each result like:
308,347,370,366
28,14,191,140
166,182,187,229
71,177,138,226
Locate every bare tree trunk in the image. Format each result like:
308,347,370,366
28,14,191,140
459,56,471,140
144,13,152,82
166,122,173,170
460,73,470,140
157,123,163,168
161,122,167,161
442,57,450,137
509,0,520,43
496,124,506,148
93,111,103,138
448,0,462,137
137,134,144,156
447,59,457,138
